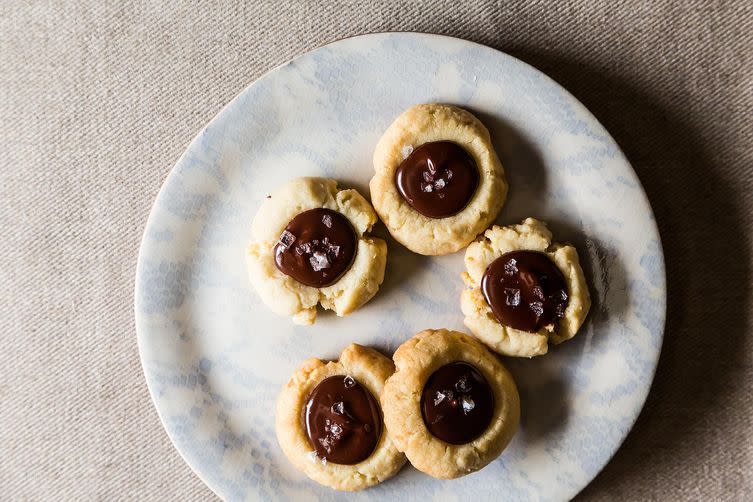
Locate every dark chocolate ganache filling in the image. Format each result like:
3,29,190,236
395,141,479,218
420,362,494,445
304,375,381,464
481,250,569,332
274,208,356,288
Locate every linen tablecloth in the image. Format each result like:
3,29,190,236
2,1,751,499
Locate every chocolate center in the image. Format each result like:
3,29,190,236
481,250,569,332
395,141,479,218
420,362,494,445
273,208,357,288
304,375,382,465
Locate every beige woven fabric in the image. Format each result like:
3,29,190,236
2,1,751,500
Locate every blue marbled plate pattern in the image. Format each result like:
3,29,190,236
135,33,665,501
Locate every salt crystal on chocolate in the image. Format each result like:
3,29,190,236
460,396,475,414
309,251,330,271
533,286,544,300
530,301,544,317
327,422,343,437
278,230,296,249
331,401,345,415
455,375,472,393
434,391,447,405
505,288,521,307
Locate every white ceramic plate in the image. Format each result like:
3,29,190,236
136,33,665,501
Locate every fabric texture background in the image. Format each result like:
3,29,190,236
1,1,751,500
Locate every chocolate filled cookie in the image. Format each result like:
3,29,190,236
246,177,387,325
381,329,520,479
461,218,591,357
370,104,507,255
276,344,406,491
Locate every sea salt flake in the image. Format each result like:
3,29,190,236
520,271,536,286
322,214,332,228
532,286,544,300
434,391,447,405
504,259,518,275
327,423,342,437
328,245,340,257
324,418,344,442
530,301,544,317
461,396,475,414
504,288,521,307
401,144,414,159
343,375,355,388
331,401,345,415
433,178,446,190
455,375,472,393
554,302,566,317
318,436,333,452
278,230,296,248
422,171,434,182
446,170,453,180
298,242,313,254
421,183,434,193
309,251,330,271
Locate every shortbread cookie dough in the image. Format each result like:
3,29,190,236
461,218,591,357
370,104,507,255
381,329,519,479
276,344,406,491
246,177,387,325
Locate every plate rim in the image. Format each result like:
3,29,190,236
135,31,667,500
